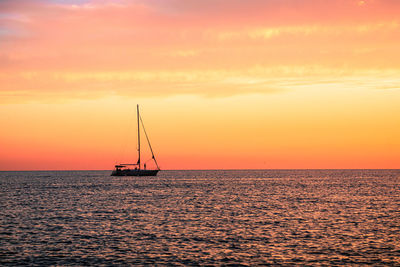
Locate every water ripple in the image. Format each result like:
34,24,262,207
0,170,399,265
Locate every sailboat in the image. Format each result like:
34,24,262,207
111,105,160,176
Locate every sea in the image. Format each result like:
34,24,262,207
0,169,399,266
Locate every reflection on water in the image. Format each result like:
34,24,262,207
0,170,399,265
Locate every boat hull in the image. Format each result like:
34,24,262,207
111,169,159,176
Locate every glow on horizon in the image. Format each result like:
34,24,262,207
0,0,399,170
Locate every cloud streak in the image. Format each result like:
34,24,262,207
1,0,400,102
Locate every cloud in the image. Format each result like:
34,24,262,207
1,0,400,102
1,66,399,104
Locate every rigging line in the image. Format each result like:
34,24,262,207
139,114,160,170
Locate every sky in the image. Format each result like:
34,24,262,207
0,0,399,170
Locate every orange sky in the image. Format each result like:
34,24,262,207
0,0,399,170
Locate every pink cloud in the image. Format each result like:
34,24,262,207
1,0,400,101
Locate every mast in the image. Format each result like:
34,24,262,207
137,104,141,169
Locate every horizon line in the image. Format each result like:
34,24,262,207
0,168,399,172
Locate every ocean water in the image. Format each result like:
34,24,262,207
0,169,399,265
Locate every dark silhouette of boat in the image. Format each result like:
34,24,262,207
111,105,160,176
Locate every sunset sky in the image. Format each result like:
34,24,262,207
1,0,399,170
